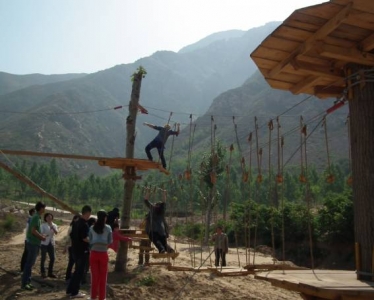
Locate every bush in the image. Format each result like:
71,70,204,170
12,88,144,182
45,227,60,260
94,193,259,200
2,214,16,230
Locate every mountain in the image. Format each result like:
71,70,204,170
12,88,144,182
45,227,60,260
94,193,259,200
173,71,349,172
0,72,86,96
4,22,336,175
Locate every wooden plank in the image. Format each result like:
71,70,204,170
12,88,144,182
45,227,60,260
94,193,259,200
317,43,374,66
251,46,290,62
152,252,180,259
331,0,374,14
268,2,353,78
0,161,78,215
290,75,321,94
290,59,344,80
330,23,372,43
361,33,374,52
146,262,171,266
314,85,344,98
273,26,314,43
261,36,300,52
255,270,374,300
250,57,278,70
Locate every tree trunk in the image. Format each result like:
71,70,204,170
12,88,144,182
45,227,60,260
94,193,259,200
204,189,214,244
115,69,145,272
348,64,374,281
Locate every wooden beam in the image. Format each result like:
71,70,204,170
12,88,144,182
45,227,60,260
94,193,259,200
290,75,320,94
360,33,374,52
318,43,374,67
268,2,353,78
314,85,344,98
0,161,78,214
0,149,105,161
291,59,344,80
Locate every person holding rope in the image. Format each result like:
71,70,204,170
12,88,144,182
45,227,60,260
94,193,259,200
143,122,180,169
144,188,174,254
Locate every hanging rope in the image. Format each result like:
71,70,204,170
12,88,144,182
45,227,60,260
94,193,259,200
167,122,178,171
322,116,334,183
302,125,316,271
346,115,353,186
267,120,276,259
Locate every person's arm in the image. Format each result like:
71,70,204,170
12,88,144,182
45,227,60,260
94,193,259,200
161,189,167,203
31,220,46,241
143,122,155,129
118,232,132,242
144,188,152,208
51,223,58,235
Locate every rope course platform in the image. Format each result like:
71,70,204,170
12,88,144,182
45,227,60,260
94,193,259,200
244,263,309,273
255,270,374,300
0,150,170,179
208,267,251,277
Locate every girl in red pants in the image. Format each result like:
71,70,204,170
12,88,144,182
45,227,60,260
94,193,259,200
88,210,113,300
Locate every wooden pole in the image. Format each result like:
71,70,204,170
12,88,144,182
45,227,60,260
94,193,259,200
355,242,361,280
0,161,77,214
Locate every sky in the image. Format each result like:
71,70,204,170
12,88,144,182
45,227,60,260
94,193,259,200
0,0,324,75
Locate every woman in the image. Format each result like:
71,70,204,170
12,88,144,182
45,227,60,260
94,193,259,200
88,210,112,300
63,214,80,282
40,213,58,278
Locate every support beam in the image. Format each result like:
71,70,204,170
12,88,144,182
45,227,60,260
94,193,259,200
0,161,77,214
314,85,344,98
291,59,344,80
361,33,374,52
318,43,374,67
290,75,320,94
267,2,353,77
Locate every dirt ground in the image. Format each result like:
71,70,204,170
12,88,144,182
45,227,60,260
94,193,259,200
0,210,303,300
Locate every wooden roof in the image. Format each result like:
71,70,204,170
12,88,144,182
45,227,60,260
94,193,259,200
250,0,374,98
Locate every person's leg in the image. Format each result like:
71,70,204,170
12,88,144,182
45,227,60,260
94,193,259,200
145,140,157,161
138,249,144,265
98,252,109,300
67,252,87,296
157,147,167,168
21,243,40,287
47,244,55,276
148,232,165,253
89,251,99,300
40,245,47,277
221,250,226,267
20,241,28,272
65,246,74,281
214,249,219,267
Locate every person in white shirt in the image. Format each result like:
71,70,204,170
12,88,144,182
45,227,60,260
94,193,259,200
40,213,58,278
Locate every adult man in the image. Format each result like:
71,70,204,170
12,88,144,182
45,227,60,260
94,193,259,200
21,201,46,290
144,122,180,169
144,188,173,254
66,205,92,299
20,207,35,272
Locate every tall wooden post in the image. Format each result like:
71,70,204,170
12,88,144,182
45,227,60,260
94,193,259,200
348,64,374,281
115,67,146,272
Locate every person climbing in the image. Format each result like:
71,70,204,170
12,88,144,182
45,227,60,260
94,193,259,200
143,122,180,169
143,188,174,254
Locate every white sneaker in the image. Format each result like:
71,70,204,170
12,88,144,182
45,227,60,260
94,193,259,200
70,292,86,298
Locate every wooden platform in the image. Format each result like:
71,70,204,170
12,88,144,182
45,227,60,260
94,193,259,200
152,252,179,260
250,0,374,99
98,158,169,175
208,266,251,277
244,263,309,272
255,270,374,300
167,266,212,273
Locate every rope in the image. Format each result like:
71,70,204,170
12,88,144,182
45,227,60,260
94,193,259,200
267,120,276,259
322,116,333,181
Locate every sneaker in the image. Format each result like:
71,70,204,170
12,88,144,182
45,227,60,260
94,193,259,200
21,284,33,291
70,292,86,298
48,273,57,278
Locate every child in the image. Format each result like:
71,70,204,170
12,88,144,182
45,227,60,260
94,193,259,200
108,223,131,253
211,225,229,267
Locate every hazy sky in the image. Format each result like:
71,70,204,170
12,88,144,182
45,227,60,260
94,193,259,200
1,0,323,75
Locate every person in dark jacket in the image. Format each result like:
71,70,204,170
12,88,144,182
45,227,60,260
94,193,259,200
143,122,180,169
143,188,174,253
106,208,120,229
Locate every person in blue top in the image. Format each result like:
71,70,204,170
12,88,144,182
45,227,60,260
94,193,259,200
144,122,180,169
88,210,112,300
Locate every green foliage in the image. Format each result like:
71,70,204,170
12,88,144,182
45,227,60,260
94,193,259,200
173,222,204,240
131,66,147,82
136,275,156,287
1,214,16,231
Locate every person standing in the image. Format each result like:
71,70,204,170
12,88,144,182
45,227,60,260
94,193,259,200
63,214,80,282
106,207,120,229
88,210,113,300
211,225,229,267
144,188,173,253
21,201,46,290
143,122,180,169
66,205,92,299
20,207,35,272
40,213,58,278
